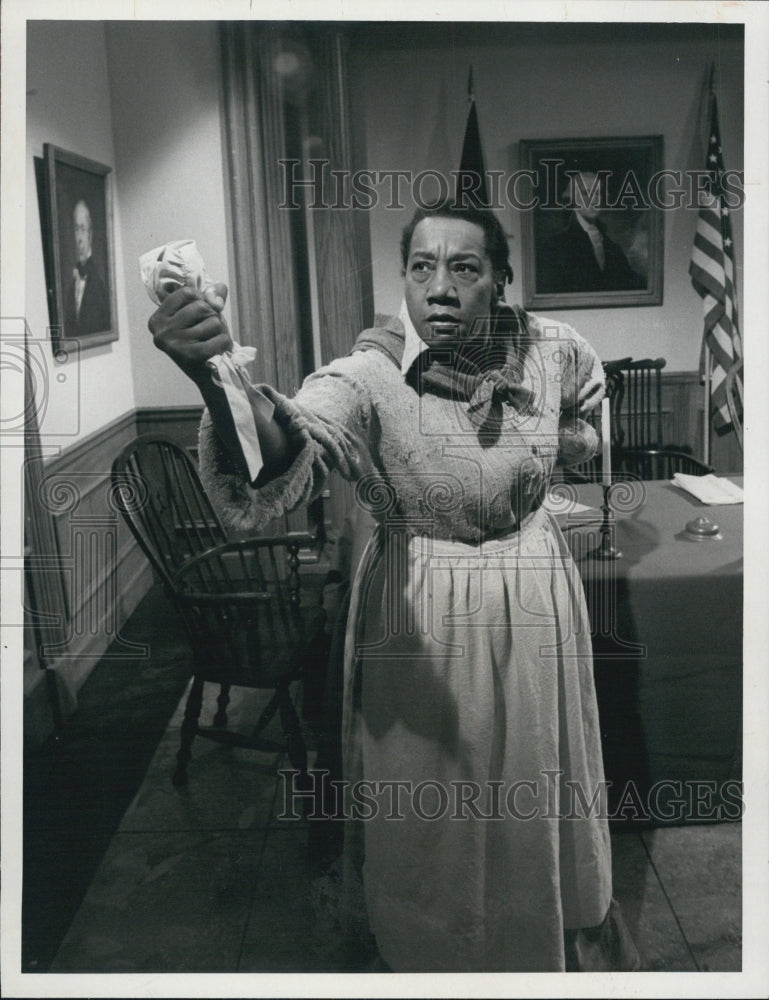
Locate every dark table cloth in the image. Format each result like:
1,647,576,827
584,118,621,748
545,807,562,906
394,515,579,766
558,479,743,824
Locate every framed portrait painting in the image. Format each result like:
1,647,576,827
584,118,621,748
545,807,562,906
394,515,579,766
41,144,118,350
519,135,664,310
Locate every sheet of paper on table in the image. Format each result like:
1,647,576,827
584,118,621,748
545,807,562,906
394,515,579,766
671,473,744,505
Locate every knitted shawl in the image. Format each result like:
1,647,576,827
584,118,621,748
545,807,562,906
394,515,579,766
351,305,536,434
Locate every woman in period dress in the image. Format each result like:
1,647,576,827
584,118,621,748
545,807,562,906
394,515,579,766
148,203,639,972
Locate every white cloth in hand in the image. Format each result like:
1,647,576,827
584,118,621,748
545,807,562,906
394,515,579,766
139,239,215,305
139,240,272,482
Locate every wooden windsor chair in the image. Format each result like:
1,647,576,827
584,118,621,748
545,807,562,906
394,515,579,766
561,357,713,482
605,357,713,478
111,434,328,788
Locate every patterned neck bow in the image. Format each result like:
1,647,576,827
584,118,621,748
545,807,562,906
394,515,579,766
352,304,536,433
464,367,535,428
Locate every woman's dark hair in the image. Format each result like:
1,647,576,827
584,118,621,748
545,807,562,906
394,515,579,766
400,202,513,285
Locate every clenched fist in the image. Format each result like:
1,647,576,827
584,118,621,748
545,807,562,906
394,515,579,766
148,283,232,385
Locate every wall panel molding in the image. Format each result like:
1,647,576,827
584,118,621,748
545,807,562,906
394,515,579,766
26,404,204,744
659,370,742,473
135,405,203,459
27,408,160,740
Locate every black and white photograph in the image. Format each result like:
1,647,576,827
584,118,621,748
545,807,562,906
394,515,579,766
520,135,664,309
42,144,117,349
1,3,767,998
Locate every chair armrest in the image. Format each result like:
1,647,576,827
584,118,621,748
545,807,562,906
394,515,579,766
222,532,318,551
171,554,272,603
174,588,272,607
614,447,715,479
170,535,317,608
623,447,714,472
172,535,316,576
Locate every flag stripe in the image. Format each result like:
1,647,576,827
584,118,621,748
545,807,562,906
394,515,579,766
694,217,723,248
692,237,722,268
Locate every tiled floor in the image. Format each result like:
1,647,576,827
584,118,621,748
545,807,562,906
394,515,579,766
23,586,741,975
48,683,742,974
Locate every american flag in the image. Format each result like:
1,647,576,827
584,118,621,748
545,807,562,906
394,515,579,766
689,86,743,431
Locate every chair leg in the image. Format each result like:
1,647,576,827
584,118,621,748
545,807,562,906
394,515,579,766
253,690,281,737
173,674,204,788
213,683,231,727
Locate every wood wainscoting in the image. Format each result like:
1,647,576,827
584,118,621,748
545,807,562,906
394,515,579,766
660,371,742,474
25,407,204,746
26,412,152,743
135,405,204,455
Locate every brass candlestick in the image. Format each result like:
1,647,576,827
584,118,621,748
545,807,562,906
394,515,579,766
592,482,623,560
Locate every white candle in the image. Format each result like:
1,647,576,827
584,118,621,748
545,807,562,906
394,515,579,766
601,396,612,486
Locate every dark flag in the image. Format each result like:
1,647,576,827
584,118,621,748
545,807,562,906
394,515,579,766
457,67,489,207
689,77,743,431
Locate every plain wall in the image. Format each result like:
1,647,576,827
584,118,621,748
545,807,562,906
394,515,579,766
105,20,233,410
25,20,233,451
26,21,137,447
348,22,744,373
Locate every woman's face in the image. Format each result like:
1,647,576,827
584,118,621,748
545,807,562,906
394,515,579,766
404,217,497,349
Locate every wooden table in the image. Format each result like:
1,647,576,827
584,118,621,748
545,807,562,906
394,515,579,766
557,479,743,824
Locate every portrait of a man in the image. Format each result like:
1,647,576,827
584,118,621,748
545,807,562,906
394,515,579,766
535,171,645,294
43,144,117,348
63,199,111,336
520,136,664,310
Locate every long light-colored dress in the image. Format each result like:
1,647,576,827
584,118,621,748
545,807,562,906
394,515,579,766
199,308,632,971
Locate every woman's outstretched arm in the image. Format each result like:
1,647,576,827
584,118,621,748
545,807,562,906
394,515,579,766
148,283,294,486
